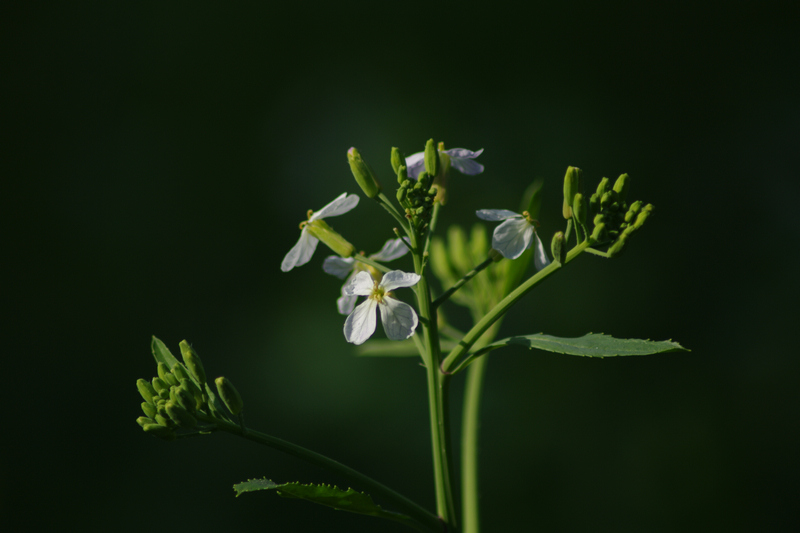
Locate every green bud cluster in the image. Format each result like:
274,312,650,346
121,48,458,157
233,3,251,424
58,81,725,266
136,340,238,440
587,173,654,256
396,168,437,233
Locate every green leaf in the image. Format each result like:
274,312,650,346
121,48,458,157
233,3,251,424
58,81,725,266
151,336,181,369
356,339,456,357
233,479,411,522
476,333,689,359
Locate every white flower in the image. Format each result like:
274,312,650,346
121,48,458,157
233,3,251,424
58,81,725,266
343,270,420,345
281,193,359,272
476,209,550,268
405,148,484,179
323,238,411,315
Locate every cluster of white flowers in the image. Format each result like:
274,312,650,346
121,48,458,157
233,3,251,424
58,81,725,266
280,146,551,346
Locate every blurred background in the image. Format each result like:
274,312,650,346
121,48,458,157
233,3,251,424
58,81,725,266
4,2,798,531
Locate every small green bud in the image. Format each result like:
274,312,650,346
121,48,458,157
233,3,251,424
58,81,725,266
347,147,381,198
625,200,643,223
593,213,605,226
613,173,631,201
305,219,355,258
591,223,607,243
606,234,628,257
171,363,191,383
424,139,439,177
137,416,156,428
174,386,196,414
179,378,203,402
390,147,405,175
155,414,174,428
137,379,157,404
152,377,170,394
551,232,566,263
166,401,196,428
141,402,157,420
562,166,582,219
632,204,654,230
396,165,408,185
600,191,614,209
156,362,171,383
595,177,609,198
396,187,407,204
143,423,176,440
180,341,206,385
215,376,244,415
572,193,587,226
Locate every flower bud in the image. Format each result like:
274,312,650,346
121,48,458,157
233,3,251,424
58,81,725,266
632,203,654,230
606,233,629,257
174,386,196,414
152,377,170,394
396,164,408,185
141,402,157,420
215,376,244,415
347,147,381,198
624,200,642,224
155,413,174,428
179,378,203,404
562,166,582,219
572,193,587,227
424,139,439,177
590,223,607,243
166,401,196,428
171,363,191,383
143,423,176,440
613,173,631,202
551,232,566,264
390,147,404,175
305,219,355,258
180,341,206,385
137,379,157,404
595,177,609,198
157,362,171,382
137,416,156,428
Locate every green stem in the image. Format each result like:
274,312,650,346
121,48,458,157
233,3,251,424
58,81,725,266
353,254,391,274
564,218,574,246
412,236,457,530
194,413,442,532
376,193,411,233
432,257,494,309
422,201,442,267
442,241,592,373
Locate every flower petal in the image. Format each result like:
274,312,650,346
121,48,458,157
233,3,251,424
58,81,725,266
322,256,355,279
532,231,551,271
337,293,357,315
492,218,533,259
404,152,425,180
379,270,421,292
446,148,484,175
370,238,410,262
344,270,376,296
310,192,360,220
476,209,521,221
281,228,319,272
378,297,418,341
344,299,378,345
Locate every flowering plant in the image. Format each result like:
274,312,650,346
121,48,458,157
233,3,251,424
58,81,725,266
133,138,686,532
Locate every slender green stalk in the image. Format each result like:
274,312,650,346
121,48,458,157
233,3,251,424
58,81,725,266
433,257,494,309
412,232,458,530
461,355,487,533
353,254,391,273
442,241,592,373
377,192,411,232
422,201,442,264
194,413,442,533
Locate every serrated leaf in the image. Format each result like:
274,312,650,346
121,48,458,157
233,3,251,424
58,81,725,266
151,336,181,369
233,479,411,522
476,333,689,359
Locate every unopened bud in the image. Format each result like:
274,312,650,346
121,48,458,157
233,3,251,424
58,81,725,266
551,232,566,263
562,166,582,219
613,173,631,202
633,204,654,230
347,147,381,198
215,376,244,415
179,378,203,403
606,233,629,257
624,200,643,223
137,416,156,428
137,379,157,404
171,363,191,383
141,402,157,420
396,164,408,185
305,219,355,258
180,341,206,385
424,139,439,177
572,193,587,226
143,423,176,440
591,223,607,243
595,177,609,198
166,401,196,428
155,414,174,428
175,387,196,414
152,377,170,394
390,147,404,175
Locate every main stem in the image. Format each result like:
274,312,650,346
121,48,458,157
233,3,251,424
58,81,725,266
412,233,457,531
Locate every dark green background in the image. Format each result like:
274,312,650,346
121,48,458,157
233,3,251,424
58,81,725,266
5,2,798,532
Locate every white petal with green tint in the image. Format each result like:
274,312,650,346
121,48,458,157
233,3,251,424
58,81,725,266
378,297,418,341
310,192,359,221
491,217,533,259
281,228,319,272
344,298,378,345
